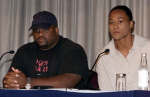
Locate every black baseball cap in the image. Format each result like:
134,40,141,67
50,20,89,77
29,11,58,30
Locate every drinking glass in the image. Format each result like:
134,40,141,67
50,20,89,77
115,73,126,91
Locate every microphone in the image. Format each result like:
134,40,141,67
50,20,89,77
91,49,110,71
0,50,15,61
83,49,110,90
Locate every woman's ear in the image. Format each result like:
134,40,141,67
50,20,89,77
130,20,135,32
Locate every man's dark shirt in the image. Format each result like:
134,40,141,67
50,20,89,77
11,36,89,88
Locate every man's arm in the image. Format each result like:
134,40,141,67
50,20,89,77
3,69,81,89
31,73,81,88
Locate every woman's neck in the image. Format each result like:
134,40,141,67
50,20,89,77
114,34,134,57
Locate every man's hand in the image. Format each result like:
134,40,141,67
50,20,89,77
3,67,27,89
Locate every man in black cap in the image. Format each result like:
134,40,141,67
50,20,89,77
3,11,89,89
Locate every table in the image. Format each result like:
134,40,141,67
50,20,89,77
0,89,149,97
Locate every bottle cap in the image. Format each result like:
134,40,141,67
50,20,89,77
116,73,126,77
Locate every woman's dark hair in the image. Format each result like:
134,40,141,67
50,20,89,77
108,5,135,37
109,5,133,21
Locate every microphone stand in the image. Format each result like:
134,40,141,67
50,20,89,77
83,49,109,90
0,50,15,61
91,49,109,71
0,50,15,88
0,50,15,69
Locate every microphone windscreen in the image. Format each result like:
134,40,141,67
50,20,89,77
8,50,15,54
104,49,110,54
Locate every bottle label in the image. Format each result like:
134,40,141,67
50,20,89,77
138,69,149,89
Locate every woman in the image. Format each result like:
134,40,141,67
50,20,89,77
96,5,150,91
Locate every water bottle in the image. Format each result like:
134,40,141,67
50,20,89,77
138,53,149,90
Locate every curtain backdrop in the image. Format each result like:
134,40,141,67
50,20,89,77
0,0,150,87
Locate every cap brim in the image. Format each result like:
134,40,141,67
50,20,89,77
29,24,51,31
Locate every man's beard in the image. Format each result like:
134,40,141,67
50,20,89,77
35,40,50,50
35,36,58,50
36,40,55,50
38,44,50,50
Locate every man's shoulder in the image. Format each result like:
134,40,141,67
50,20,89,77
60,36,85,51
18,42,37,52
13,42,37,61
